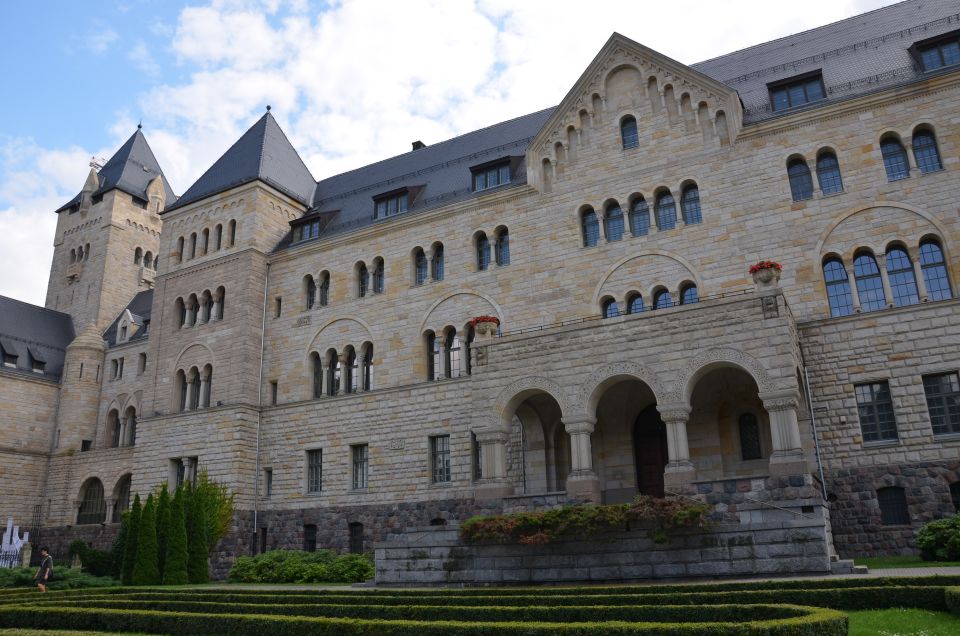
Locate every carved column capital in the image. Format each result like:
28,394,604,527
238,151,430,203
759,390,800,412
656,402,691,424
563,417,596,435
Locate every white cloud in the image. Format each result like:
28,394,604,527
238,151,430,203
85,28,119,54
129,40,161,77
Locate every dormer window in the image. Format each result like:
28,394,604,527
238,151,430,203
768,71,825,112
1,344,17,368
912,30,960,72
120,324,128,341
291,210,337,243
374,190,408,219
29,347,45,374
472,160,511,192
293,220,321,242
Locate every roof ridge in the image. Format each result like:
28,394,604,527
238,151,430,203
0,294,73,319
262,111,317,184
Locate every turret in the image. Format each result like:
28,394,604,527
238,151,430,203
54,324,105,452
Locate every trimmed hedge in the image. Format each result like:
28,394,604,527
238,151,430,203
228,549,374,583
947,586,960,616
0,567,118,590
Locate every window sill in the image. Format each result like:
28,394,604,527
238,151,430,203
349,488,369,494
428,481,453,489
933,433,960,443
819,190,845,198
862,439,900,449
918,167,946,177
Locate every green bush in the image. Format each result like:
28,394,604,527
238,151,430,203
227,550,373,583
0,567,117,590
185,485,209,584
67,540,116,578
947,586,960,616
132,493,161,585
121,493,142,585
916,514,960,561
163,486,189,585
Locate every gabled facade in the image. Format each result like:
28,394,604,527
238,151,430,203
3,0,960,574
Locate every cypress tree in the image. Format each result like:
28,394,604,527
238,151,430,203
163,487,189,585
186,484,209,583
121,494,142,585
155,483,171,579
131,493,161,585
111,512,128,578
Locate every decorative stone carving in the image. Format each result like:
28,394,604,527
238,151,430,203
492,376,572,423
672,347,774,403
577,361,666,414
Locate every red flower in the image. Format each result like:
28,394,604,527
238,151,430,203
749,261,782,275
469,315,500,327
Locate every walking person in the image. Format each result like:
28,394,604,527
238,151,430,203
34,547,53,592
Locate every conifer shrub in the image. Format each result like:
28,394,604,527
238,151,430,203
155,483,171,579
121,494,142,585
67,540,115,578
186,485,209,584
163,487,189,585
131,494,161,585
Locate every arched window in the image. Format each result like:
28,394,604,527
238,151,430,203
476,233,490,270
680,184,701,224
200,290,213,323
680,284,699,305
602,298,619,319
311,352,322,398
177,370,187,411
881,137,910,181
134,247,143,265
653,289,673,309
463,325,475,376
361,343,373,391
877,486,909,525
629,197,650,236
444,329,461,378
425,331,440,381
886,246,919,307
215,286,226,320
431,244,444,281
854,252,886,312
186,294,198,326
913,129,942,173
495,227,510,266
620,116,639,149
70,248,77,264
357,263,369,298
627,293,644,314
201,364,212,408
176,298,186,328
318,272,330,306
325,350,339,396
215,224,223,251
228,220,237,247
176,237,184,263
604,202,624,242
372,258,384,294
144,252,153,269
787,158,813,201
77,478,106,525
344,347,357,393
738,413,762,460
189,368,201,410
816,152,843,194
84,243,90,260
414,249,428,285
920,240,952,301
823,258,853,317
189,233,197,259
107,409,121,448
111,475,131,523
655,191,676,231
201,228,209,255
581,208,600,247
305,275,316,310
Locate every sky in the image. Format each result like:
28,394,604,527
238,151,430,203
0,0,901,307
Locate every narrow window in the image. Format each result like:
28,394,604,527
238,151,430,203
414,249,428,286
602,298,619,319
913,129,943,173
77,479,106,525
431,435,451,483
134,247,143,265
604,202,624,242
345,347,357,393
189,233,197,259
311,353,323,398
920,240,952,301
680,185,701,224
264,468,273,498
816,152,844,194
351,444,368,490
215,224,223,251
319,272,330,306
627,293,644,314
922,373,960,437
463,326,474,376
307,449,322,493
326,350,338,396
476,233,490,271
823,258,853,317
361,344,373,391
228,220,237,246
877,487,910,525
853,253,886,312
201,228,209,254
372,258,384,294
270,380,278,406
738,413,763,460
855,381,898,443
472,432,483,480
653,289,673,309
886,247,919,307
274,296,282,318
881,137,910,181
655,191,676,231
629,197,650,236
426,332,441,382
620,116,639,149
787,159,814,201
581,208,600,247
431,244,444,281
680,284,699,305
137,353,147,375
176,237,184,263
303,524,317,552
357,263,369,298
112,476,131,523
305,275,316,310
495,228,510,266
177,370,187,412
443,330,461,379
349,522,364,554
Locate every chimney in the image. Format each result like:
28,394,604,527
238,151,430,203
412,140,426,151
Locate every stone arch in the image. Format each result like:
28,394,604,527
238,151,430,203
418,290,503,336
493,376,572,430
578,361,667,419
306,317,374,357
121,391,142,415
172,342,215,374
675,347,775,404
592,250,703,307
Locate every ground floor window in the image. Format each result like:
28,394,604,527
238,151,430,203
877,486,909,525
303,524,317,552
349,522,364,554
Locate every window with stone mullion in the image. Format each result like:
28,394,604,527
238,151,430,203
913,131,943,173
823,259,853,317
853,254,886,312
855,382,898,443
629,198,650,236
920,241,952,301
922,373,960,436
351,444,368,490
307,449,322,493
885,248,919,307
431,435,451,483
604,204,624,242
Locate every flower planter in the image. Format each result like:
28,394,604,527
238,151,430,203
474,321,499,337
749,261,782,290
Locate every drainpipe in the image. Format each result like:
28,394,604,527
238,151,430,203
252,262,270,555
803,363,828,500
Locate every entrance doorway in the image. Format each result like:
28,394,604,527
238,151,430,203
633,405,668,497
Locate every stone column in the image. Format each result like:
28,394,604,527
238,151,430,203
563,417,601,502
184,379,195,411
760,390,807,476
658,404,696,491
105,500,116,524
199,376,209,408
876,254,895,308
118,419,127,448
473,429,513,499
846,266,862,313
910,247,929,302
211,292,222,321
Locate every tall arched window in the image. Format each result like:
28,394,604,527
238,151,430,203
144,252,153,269
112,475,131,523
414,249,428,285
344,347,357,393
361,343,373,391
886,246,919,307
70,248,76,264
201,228,209,255
655,191,676,231
431,244,444,281
581,208,600,247
124,407,137,446
853,252,887,312
305,275,316,309
425,331,440,381
444,329,461,379
620,116,639,149
189,233,197,259
604,202,624,242
463,326,475,376
325,350,339,396
629,197,650,236
920,240,952,301
215,286,226,320
77,478,106,525
680,184,701,224
134,247,143,265
357,263,369,298
372,258,384,294
200,290,213,323
318,272,329,306
680,284,699,305
189,368,201,410
816,152,843,194
823,258,853,317
881,137,910,181
602,298,619,319
913,128,942,173
787,158,813,201
311,352,322,398
495,227,510,266
176,237,184,263
627,293,644,314
176,298,186,328
201,365,212,407
476,233,490,271
177,370,187,411
228,220,237,246
653,289,673,309
107,409,121,448
215,224,223,250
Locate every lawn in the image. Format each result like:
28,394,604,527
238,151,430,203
855,555,960,569
848,608,960,635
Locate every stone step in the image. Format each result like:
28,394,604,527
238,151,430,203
829,559,865,575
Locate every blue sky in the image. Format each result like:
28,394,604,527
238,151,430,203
0,0,898,307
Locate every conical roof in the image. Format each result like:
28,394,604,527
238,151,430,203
166,111,316,212
67,322,106,351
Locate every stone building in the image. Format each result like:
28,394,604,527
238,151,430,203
2,0,959,569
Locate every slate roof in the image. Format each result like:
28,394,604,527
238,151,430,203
55,128,176,213
103,290,154,347
0,296,75,380
165,112,317,212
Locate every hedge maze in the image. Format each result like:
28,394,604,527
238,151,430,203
2,576,960,634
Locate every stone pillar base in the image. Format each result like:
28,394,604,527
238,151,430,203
769,454,808,477
473,479,514,500
663,463,697,494
565,472,601,503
